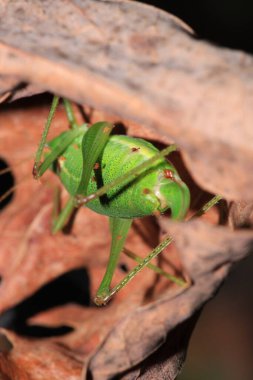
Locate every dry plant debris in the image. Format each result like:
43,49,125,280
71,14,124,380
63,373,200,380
0,0,252,379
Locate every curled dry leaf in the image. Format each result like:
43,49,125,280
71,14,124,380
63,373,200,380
0,328,83,380
0,0,252,200
0,0,252,379
228,201,253,229
86,221,253,379
0,103,252,380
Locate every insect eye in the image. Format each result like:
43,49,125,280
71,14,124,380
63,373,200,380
163,169,174,179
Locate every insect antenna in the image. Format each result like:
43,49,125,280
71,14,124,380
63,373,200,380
0,173,32,205
0,156,33,176
0,156,35,208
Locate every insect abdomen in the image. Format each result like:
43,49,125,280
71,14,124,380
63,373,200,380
51,133,189,219
87,135,164,218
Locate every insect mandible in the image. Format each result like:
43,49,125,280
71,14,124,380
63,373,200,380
33,95,192,306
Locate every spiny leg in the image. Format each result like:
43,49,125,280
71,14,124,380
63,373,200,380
33,95,59,178
121,195,223,287
189,194,223,218
33,101,116,237
98,234,174,305
99,194,222,305
33,97,86,180
122,247,187,286
32,97,87,233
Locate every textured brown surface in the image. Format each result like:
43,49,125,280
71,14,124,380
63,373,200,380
0,0,252,201
0,1,252,379
0,329,83,380
0,97,252,380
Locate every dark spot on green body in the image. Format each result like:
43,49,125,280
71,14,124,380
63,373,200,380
131,147,140,152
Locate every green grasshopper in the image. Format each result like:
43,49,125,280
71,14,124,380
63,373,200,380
33,96,220,306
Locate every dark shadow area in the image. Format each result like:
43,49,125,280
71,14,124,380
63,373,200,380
0,268,91,338
0,92,53,112
139,0,253,53
0,158,15,211
111,122,127,136
178,249,253,380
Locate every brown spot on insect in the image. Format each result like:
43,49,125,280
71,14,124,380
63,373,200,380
59,156,66,163
143,188,151,194
103,126,111,134
116,235,122,240
41,145,52,162
72,143,79,150
93,162,100,170
57,156,67,172
56,161,62,173
131,147,140,153
32,163,41,179
163,169,174,179
43,145,52,154
92,176,96,182
152,210,161,217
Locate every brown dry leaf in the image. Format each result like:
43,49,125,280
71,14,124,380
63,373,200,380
0,1,252,380
0,102,191,379
0,104,251,379
29,217,251,380
85,221,252,379
0,329,83,380
0,0,252,200
229,201,253,229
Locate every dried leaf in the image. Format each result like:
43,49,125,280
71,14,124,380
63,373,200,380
0,1,252,379
229,201,253,229
0,329,83,380
86,221,252,379
0,0,252,200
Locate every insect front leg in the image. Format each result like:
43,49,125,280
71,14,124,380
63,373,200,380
33,95,59,178
33,97,85,180
32,97,88,233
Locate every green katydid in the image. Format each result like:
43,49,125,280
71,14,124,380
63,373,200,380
32,95,221,306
